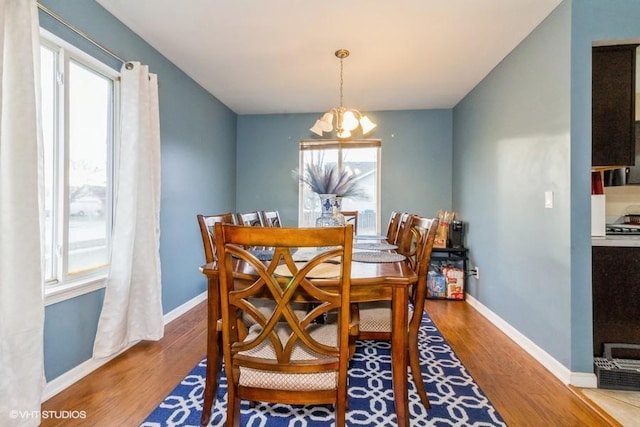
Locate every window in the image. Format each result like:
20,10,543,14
41,30,119,303
298,139,381,234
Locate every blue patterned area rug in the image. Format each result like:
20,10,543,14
142,312,506,426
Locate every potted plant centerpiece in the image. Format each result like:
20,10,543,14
293,162,365,227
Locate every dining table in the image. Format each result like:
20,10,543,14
199,239,418,427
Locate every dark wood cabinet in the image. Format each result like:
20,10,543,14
592,246,640,359
592,45,638,167
626,122,640,184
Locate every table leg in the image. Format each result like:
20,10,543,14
391,286,409,427
201,277,221,426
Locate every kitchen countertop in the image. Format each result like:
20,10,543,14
592,235,640,247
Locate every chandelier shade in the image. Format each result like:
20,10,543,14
310,49,377,139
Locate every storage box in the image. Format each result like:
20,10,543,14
428,249,468,300
427,263,465,300
427,270,446,298
442,265,465,300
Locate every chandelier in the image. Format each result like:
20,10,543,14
310,49,377,139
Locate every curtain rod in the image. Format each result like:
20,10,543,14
37,2,127,65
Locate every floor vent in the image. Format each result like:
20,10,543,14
594,343,640,391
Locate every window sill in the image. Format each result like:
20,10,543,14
45,274,107,306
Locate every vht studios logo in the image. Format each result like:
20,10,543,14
9,410,87,419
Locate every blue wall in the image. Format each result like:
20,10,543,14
569,0,640,372
40,0,236,380
453,1,573,367
232,0,640,379
454,0,640,374
43,290,105,379
236,109,454,228
41,0,640,385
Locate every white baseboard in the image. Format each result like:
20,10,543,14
570,372,599,388
41,348,127,401
465,294,597,388
42,290,208,402
44,291,597,401
163,291,207,324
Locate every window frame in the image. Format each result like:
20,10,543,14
297,139,381,233
40,28,120,305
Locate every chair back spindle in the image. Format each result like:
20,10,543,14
260,210,282,227
235,211,265,227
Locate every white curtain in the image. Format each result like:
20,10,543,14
93,62,163,359
0,1,43,426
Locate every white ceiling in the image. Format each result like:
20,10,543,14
96,0,562,115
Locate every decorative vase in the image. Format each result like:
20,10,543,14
333,196,346,226
315,194,342,227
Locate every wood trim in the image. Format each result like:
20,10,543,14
569,386,624,427
299,139,381,150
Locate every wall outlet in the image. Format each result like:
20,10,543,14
470,266,480,280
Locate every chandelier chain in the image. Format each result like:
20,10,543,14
339,56,344,108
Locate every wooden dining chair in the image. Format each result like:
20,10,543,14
260,210,282,227
196,212,236,425
341,210,358,234
385,211,403,243
392,212,412,245
357,214,439,409
197,213,236,264
214,223,354,427
235,211,265,227
198,214,309,424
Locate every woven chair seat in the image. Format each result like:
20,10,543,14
238,323,339,390
358,301,415,333
358,302,392,333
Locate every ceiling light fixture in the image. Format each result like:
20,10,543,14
310,49,377,139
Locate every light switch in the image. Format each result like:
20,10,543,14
545,191,554,209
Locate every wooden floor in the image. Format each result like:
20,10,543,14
41,303,207,427
41,299,617,426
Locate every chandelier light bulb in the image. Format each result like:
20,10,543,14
360,115,377,135
342,110,359,131
320,112,334,132
310,120,324,136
